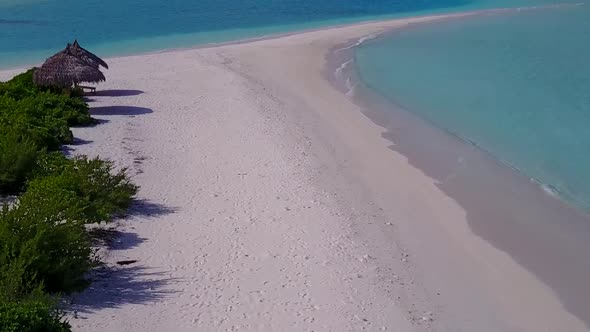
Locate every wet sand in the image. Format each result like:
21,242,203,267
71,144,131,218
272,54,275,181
326,25,590,329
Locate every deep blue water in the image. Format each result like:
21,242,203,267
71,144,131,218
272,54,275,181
0,0,472,69
355,3,590,211
0,0,563,69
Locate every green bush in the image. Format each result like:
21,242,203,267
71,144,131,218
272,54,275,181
0,68,96,194
0,69,94,149
0,69,38,100
0,69,91,124
0,249,39,303
14,92,94,127
19,175,90,225
0,131,39,193
32,153,72,178
0,68,139,329
0,201,94,294
28,155,138,224
0,298,71,332
0,103,71,150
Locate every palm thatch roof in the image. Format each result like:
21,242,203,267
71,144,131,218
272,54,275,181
67,40,109,69
33,48,106,87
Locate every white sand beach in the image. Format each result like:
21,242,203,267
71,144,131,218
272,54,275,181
2,12,588,332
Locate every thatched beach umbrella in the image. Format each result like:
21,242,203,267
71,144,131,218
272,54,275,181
33,48,106,87
67,40,109,69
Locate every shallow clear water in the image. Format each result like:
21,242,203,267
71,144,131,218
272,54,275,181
355,4,590,211
0,0,565,69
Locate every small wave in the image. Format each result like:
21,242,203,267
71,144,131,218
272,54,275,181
541,184,560,198
344,77,358,96
522,2,585,10
334,59,353,79
494,2,586,15
334,33,380,52
424,123,567,203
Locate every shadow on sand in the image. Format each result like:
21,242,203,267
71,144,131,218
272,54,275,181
94,89,144,97
127,199,178,218
61,137,94,156
71,137,93,145
89,199,177,249
88,228,146,251
69,265,179,315
90,106,152,116
69,199,179,315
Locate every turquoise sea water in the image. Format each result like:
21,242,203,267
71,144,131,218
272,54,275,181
0,0,565,69
355,4,590,211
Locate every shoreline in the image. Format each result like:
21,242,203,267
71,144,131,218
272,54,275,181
1,12,467,72
336,6,588,212
0,3,581,73
326,25,590,329
1,7,589,331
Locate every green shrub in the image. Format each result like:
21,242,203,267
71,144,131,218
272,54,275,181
0,69,89,117
0,249,39,303
16,92,94,127
0,68,97,194
0,201,94,294
28,154,138,224
19,175,89,224
32,153,72,178
0,97,73,149
0,131,39,193
0,69,95,153
0,68,139,327
0,297,71,332
0,69,38,100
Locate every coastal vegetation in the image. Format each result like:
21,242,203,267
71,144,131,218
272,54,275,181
0,69,137,331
